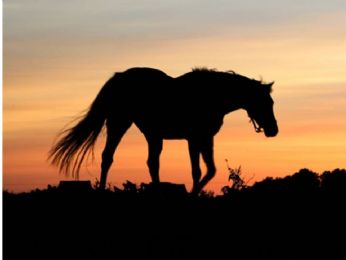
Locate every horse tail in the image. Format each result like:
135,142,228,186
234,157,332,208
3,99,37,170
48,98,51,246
49,82,111,178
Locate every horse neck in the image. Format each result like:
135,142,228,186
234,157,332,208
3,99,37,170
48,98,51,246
226,84,255,114
223,92,247,114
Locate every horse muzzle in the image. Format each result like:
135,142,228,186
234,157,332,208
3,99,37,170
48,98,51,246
264,124,278,137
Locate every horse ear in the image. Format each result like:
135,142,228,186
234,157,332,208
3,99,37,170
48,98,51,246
266,81,274,93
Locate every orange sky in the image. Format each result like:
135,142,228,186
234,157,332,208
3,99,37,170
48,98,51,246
3,1,346,193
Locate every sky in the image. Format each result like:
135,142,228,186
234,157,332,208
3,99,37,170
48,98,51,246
3,0,346,193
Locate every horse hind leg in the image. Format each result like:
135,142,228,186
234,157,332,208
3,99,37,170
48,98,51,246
99,119,132,190
145,136,163,184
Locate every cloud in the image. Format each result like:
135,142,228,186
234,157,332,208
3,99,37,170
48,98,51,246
5,0,346,41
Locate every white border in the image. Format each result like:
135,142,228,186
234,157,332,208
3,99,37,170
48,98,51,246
1,1,4,258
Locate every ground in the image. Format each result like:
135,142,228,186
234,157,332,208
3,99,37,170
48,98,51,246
3,180,346,259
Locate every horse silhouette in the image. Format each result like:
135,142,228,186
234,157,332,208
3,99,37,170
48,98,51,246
49,67,278,194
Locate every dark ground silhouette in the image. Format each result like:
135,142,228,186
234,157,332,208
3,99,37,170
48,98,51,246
49,68,278,194
3,168,346,259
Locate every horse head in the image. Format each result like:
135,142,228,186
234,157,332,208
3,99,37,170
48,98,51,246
246,81,278,137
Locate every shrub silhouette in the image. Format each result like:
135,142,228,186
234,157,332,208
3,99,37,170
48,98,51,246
221,163,248,195
320,168,346,193
251,168,320,194
288,168,320,192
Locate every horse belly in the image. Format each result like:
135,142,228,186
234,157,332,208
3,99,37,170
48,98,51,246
135,114,223,140
135,117,190,139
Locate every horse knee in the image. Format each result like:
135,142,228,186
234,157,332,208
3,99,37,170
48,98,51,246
147,149,161,168
147,156,157,166
147,157,160,183
206,166,216,179
192,168,202,182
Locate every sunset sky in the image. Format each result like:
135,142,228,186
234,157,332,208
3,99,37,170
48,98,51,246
3,0,346,193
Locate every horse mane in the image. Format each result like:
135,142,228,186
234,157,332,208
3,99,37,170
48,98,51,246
191,67,273,92
192,67,218,73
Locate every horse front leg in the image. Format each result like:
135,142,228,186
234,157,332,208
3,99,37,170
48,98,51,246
198,137,216,192
188,139,202,194
146,137,163,184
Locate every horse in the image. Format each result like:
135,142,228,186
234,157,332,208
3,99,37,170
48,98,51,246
49,67,278,194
